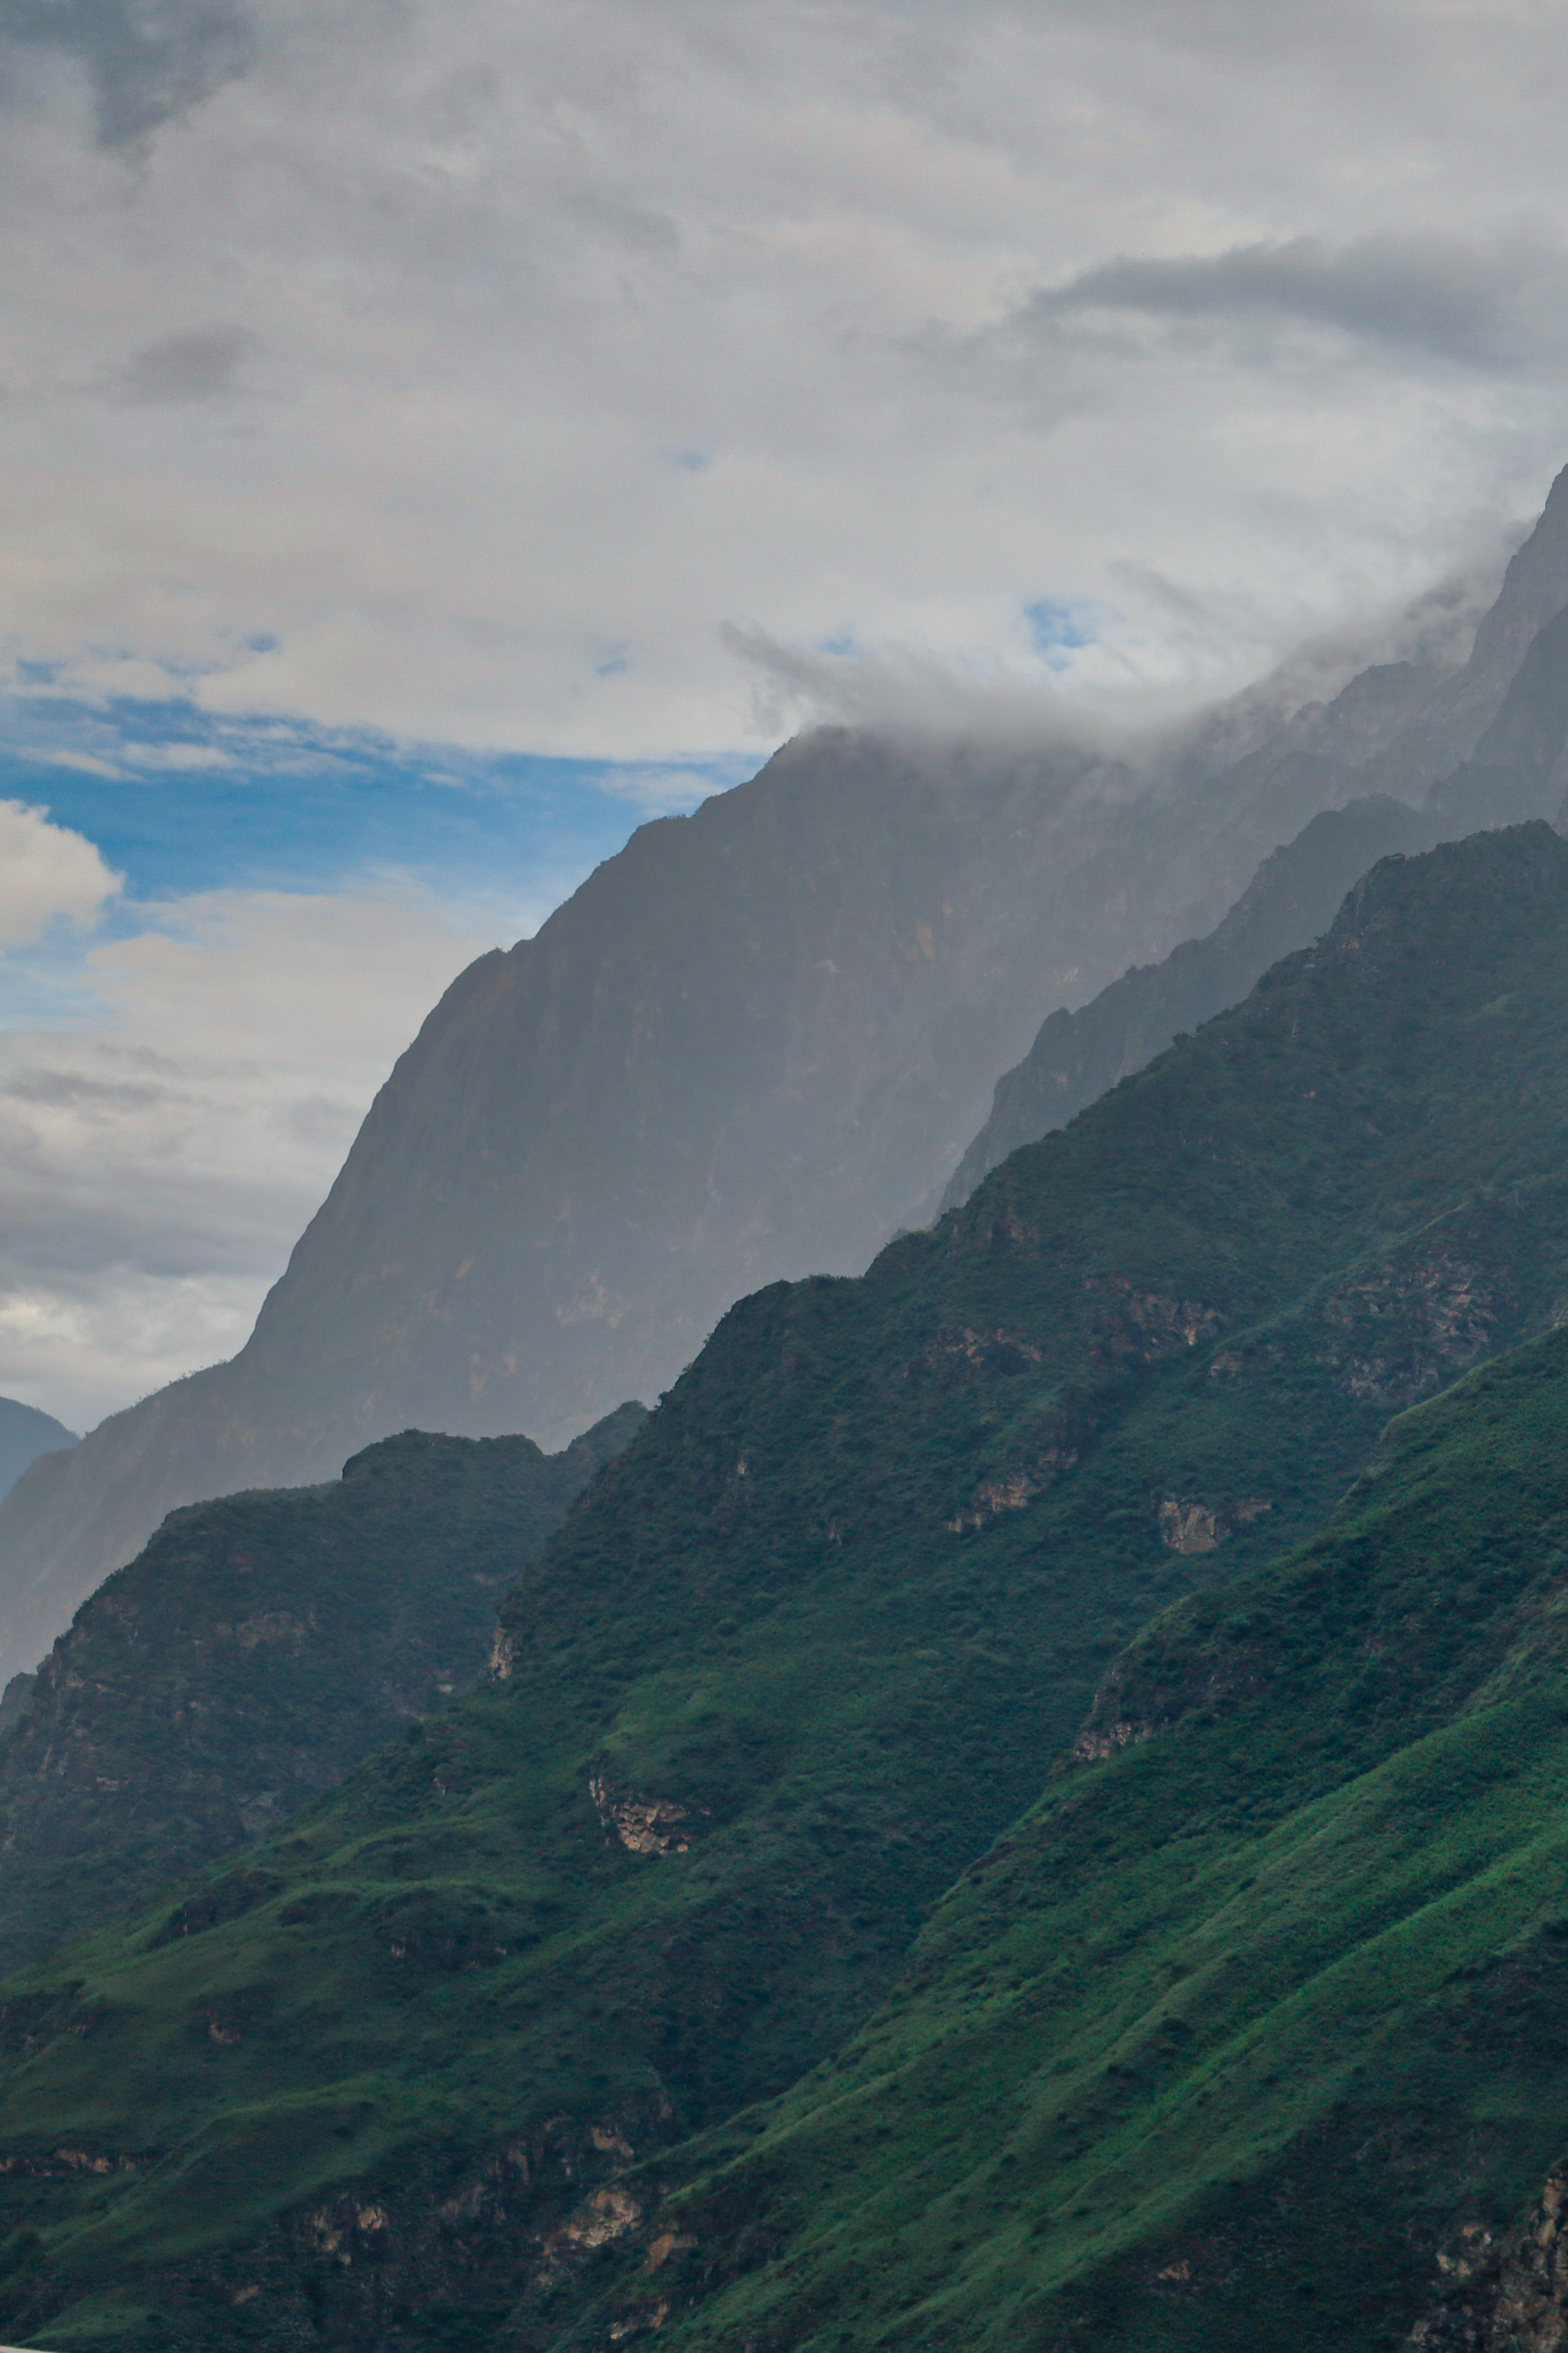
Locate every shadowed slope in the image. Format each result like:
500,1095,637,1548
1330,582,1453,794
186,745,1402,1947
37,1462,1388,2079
942,792,1439,1211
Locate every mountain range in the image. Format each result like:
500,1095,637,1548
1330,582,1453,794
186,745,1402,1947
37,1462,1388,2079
2,468,1568,1688
3,823,1568,2347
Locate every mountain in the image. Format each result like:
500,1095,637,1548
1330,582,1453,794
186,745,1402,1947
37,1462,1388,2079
944,541,1568,1214
5,825,1568,2348
0,1396,74,1503
942,792,1440,1211
617,1324,1568,2353
0,1403,643,1981
0,476,1565,1691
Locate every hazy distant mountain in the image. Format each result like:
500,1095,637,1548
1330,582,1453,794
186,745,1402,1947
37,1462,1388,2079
0,1397,75,1502
941,793,1442,1213
943,562,1568,1212
0,473,1565,1682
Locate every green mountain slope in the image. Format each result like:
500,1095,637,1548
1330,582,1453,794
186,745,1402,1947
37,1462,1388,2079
940,791,1438,1212
0,1406,645,1979
6,825,1568,2348
623,1325,1568,2353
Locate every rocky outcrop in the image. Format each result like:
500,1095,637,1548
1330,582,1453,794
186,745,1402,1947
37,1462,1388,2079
1410,2168,1568,2350
1156,1494,1270,1553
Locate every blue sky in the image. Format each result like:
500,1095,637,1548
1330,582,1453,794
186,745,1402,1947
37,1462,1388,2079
0,686,751,956
0,687,757,1432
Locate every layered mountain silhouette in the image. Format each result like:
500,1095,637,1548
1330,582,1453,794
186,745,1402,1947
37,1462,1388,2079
941,791,1440,1210
945,494,1568,1210
5,824,1568,2348
1,472,1567,1685
0,1395,74,1503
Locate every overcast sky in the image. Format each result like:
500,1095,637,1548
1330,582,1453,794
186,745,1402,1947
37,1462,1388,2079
3,0,1568,1430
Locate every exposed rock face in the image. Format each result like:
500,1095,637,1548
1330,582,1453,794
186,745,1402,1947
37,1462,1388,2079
2,473,1566,1684
1156,1495,1270,1553
1362,459,1568,798
1410,2169,1568,2350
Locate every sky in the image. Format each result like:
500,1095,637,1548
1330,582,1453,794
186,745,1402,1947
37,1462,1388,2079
4,0,1568,1430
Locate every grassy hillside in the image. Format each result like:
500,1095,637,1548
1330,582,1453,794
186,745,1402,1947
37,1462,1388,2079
621,1326,1568,2352
4,825,1568,2347
0,1406,645,1979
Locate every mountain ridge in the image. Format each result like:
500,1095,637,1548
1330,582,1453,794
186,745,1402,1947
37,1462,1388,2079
0,1402,645,1980
2,825,1568,2345
1,473,1566,1690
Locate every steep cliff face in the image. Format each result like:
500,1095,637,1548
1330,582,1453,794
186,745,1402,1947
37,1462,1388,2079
1,479,1565,1686
1360,459,1568,796
1411,2169,1568,2351
0,1404,644,1978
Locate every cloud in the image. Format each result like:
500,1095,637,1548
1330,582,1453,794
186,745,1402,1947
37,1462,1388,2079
0,882,494,1427
719,619,1120,747
111,324,261,405
1009,225,1568,370
1,0,257,146
0,0,1566,756
0,800,119,947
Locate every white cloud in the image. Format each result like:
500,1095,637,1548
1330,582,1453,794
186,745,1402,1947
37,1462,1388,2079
0,884,495,1427
0,0,1565,758
0,800,120,947
7,0,1568,1423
